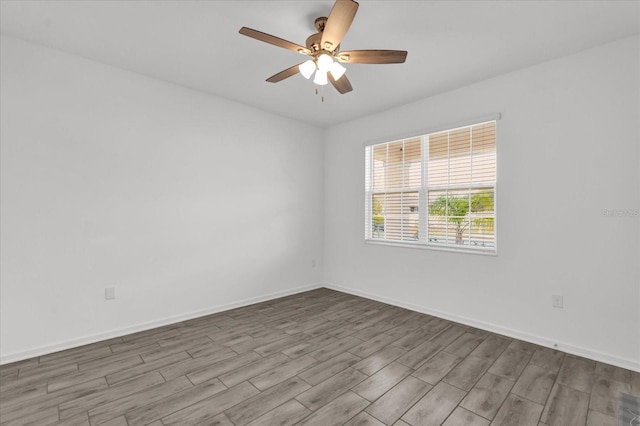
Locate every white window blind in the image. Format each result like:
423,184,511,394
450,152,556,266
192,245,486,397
365,120,497,252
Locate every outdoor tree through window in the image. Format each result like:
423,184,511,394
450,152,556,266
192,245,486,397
365,120,497,252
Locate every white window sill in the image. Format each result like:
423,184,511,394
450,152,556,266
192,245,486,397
364,239,498,256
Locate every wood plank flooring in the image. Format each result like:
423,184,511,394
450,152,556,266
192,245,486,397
1,288,638,426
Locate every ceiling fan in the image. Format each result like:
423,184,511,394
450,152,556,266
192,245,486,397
239,0,407,95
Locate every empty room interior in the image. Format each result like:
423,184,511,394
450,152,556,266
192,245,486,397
1,1,639,425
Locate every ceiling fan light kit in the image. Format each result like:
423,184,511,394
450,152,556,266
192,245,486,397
299,60,316,79
300,53,346,85
329,62,347,80
313,69,329,86
239,0,408,95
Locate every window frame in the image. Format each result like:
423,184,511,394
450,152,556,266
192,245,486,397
364,114,500,256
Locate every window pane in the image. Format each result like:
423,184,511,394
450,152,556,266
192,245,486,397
386,141,404,189
371,193,386,238
427,190,447,244
471,122,496,184
404,138,421,188
372,144,386,191
427,188,495,247
371,192,419,241
449,127,471,185
402,192,420,241
428,189,471,246
428,132,448,187
470,188,495,247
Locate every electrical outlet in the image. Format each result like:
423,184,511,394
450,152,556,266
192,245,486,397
311,259,317,268
105,287,116,300
552,294,563,308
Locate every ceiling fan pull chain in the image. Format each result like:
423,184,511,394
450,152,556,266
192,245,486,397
316,85,325,103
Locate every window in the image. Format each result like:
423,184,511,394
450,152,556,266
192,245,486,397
365,120,497,253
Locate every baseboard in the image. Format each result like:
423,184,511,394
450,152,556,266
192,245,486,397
0,282,324,365
323,282,640,373
5,281,637,372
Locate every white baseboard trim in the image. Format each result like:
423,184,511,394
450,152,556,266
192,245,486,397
323,282,640,373
0,282,323,365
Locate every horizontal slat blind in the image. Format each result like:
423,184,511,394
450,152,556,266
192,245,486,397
365,120,497,252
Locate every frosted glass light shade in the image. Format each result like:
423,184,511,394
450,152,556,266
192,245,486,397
317,54,334,72
329,62,346,80
313,69,328,85
299,60,316,79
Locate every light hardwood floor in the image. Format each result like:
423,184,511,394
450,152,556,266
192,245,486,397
1,288,638,426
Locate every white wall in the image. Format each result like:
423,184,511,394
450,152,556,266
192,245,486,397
2,34,638,371
0,36,325,363
324,36,640,371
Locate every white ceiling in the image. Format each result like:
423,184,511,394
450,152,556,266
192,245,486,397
1,1,639,128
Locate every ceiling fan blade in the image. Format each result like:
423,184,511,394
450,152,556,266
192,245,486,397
336,50,408,64
239,27,310,55
266,63,303,83
321,0,359,52
328,73,353,94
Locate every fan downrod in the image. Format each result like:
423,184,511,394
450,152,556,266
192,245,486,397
314,17,327,32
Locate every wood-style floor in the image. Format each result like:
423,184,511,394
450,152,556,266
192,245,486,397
1,288,638,426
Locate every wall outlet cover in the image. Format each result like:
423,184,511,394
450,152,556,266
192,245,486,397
552,294,563,308
105,287,116,300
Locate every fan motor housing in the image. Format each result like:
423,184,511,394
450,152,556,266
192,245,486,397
307,17,340,53
306,32,322,51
